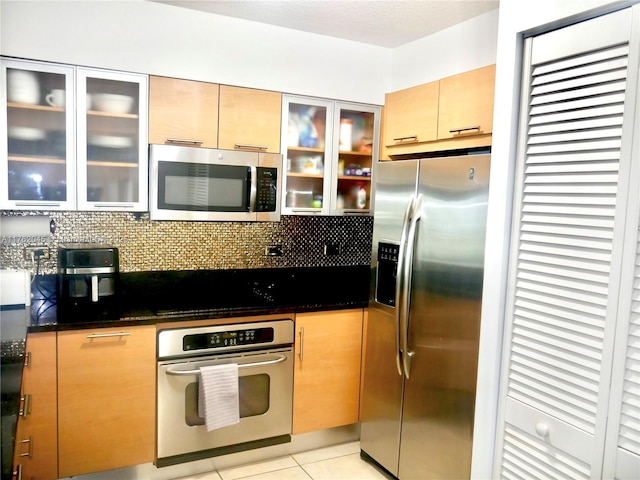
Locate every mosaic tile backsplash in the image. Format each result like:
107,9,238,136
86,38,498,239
0,212,373,274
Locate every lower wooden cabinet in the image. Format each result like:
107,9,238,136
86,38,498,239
293,309,364,434
12,332,57,480
57,325,156,477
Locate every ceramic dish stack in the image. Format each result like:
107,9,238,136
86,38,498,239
90,93,134,114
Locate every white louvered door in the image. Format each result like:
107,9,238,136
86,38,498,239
497,6,640,479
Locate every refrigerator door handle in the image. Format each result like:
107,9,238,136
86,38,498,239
395,196,415,376
401,194,422,379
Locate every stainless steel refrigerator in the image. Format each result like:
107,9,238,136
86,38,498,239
360,153,490,479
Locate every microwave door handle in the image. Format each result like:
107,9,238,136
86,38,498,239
248,166,258,212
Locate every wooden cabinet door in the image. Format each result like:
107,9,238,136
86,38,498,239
293,309,363,434
12,332,57,480
218,85,282,153
382,80,439,147
57,325,156,477
437,64,495,140
148,76,219,147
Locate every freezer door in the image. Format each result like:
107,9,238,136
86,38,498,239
398,155,490,479
361,159,418,477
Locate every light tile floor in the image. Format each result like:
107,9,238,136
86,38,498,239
173,442,390,480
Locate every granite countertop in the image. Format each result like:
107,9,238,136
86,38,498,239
27,264,370,332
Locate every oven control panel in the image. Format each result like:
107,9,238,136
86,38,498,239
157,319,294,359
183,327,274,352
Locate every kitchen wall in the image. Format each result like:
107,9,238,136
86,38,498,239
0,212,373,274
471,0,640,477
0,0,391,105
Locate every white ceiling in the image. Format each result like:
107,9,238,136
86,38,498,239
150,0,500,48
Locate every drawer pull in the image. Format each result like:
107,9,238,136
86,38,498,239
449,125,480,134
535,422,550,438
393,135,418,142
86,332,131,339
19,437,32,457
166,138,204,146
234,143,268,150
12,463,22,480
24,352,31,368
18,394,31,417
299,327,305,362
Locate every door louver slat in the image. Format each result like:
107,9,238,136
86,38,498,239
502,32,628,475
502,426,591,480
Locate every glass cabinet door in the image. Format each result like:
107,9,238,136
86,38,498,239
1,58,75,210
76,68,148,211
331,102,380,214
281,96,334,215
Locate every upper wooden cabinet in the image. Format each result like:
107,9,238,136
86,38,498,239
437,64,495,141
57,325,156,477
382,64,496,157
218,85,282,153
382,80,439,148
148,75,219,148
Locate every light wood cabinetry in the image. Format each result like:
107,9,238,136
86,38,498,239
293,309,364,434
382,64,495,158
148,75,219,147
437,64,495,141
12,332,57,480
218,85,282,153
382,80,439,148
57,325,156,477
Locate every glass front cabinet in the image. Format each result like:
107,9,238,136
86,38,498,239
1,58,148,211
281,95,380,215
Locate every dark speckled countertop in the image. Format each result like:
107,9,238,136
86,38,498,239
28,265,371,331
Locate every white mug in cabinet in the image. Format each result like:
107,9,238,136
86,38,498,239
45,89,65,107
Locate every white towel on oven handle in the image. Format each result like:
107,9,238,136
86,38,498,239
198,363,240,431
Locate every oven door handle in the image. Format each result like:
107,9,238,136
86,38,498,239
164,354,288,376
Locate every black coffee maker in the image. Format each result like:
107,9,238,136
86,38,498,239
57,244,120,322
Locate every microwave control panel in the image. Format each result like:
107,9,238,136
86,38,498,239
256,167,278,212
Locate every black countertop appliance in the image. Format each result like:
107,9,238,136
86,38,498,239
56,244,120,323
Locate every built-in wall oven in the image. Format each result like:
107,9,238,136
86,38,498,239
156,319,294,467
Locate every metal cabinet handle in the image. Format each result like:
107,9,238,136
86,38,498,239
449,125,480,134
16,202,61,208
299,327,304,362
12,463,22,480
235,143,268,150
19,437,32,457
18,394,31,417
392,135,418,142
93,204,136,209
165,355,288,376
23,352,31,368
166,138,204,145
86,332,131,339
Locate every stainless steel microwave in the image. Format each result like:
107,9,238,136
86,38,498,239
149,144,281,221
